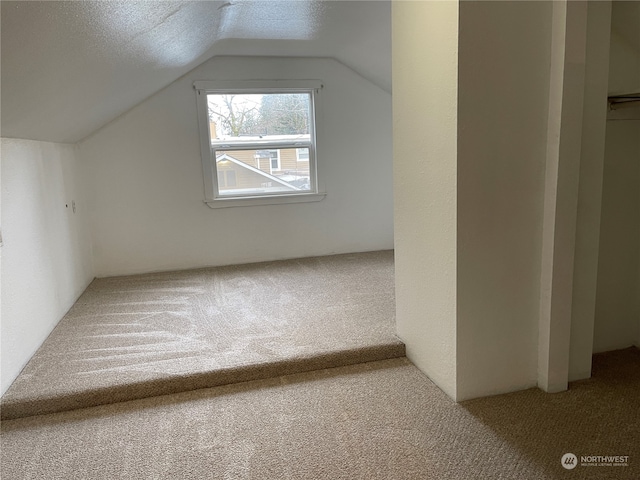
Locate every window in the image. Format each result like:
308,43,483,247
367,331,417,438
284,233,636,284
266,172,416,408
195,80,325,208
296,148,310,162
256,149,280,172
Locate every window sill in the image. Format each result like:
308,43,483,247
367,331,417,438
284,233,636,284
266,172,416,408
205,192,326,209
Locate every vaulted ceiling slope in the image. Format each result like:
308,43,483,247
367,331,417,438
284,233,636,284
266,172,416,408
1,0,391,144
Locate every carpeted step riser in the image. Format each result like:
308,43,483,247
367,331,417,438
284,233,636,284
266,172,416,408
1,343,405,420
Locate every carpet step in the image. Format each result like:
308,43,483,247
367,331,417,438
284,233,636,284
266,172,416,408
2,251,401,420
1,342,405,420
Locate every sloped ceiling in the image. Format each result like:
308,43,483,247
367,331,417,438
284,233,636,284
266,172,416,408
1,0,390,143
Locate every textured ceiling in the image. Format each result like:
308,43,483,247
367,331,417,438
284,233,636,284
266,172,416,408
1,1,391,143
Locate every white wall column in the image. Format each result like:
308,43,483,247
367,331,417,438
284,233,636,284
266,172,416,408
456,1,554,400
394,1,554,401
569,1,612,382
538,1,589,393
393,0,459,400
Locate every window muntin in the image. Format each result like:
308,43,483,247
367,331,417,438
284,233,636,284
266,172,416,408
196,85,320,204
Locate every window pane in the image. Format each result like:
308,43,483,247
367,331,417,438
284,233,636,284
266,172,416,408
216,148,311,196
207,93,311,142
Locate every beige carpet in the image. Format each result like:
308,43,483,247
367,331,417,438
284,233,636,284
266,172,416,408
2,348,639,479
1,251,403,419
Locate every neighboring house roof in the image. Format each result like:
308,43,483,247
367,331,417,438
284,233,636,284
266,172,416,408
216,153,301,191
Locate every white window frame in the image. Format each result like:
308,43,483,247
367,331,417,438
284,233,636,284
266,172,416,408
195,80,326,208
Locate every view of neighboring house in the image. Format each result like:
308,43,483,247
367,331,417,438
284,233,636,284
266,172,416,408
210,122,311,195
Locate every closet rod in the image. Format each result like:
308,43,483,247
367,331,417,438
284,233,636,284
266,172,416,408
608,93,640,110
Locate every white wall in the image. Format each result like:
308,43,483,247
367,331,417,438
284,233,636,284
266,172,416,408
607,34,640,96
1,139,94,395
593,3,640,353
456,1,552,400
594,119,640,352
0,147,3,390
80,56,393,277
393,0,459,399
